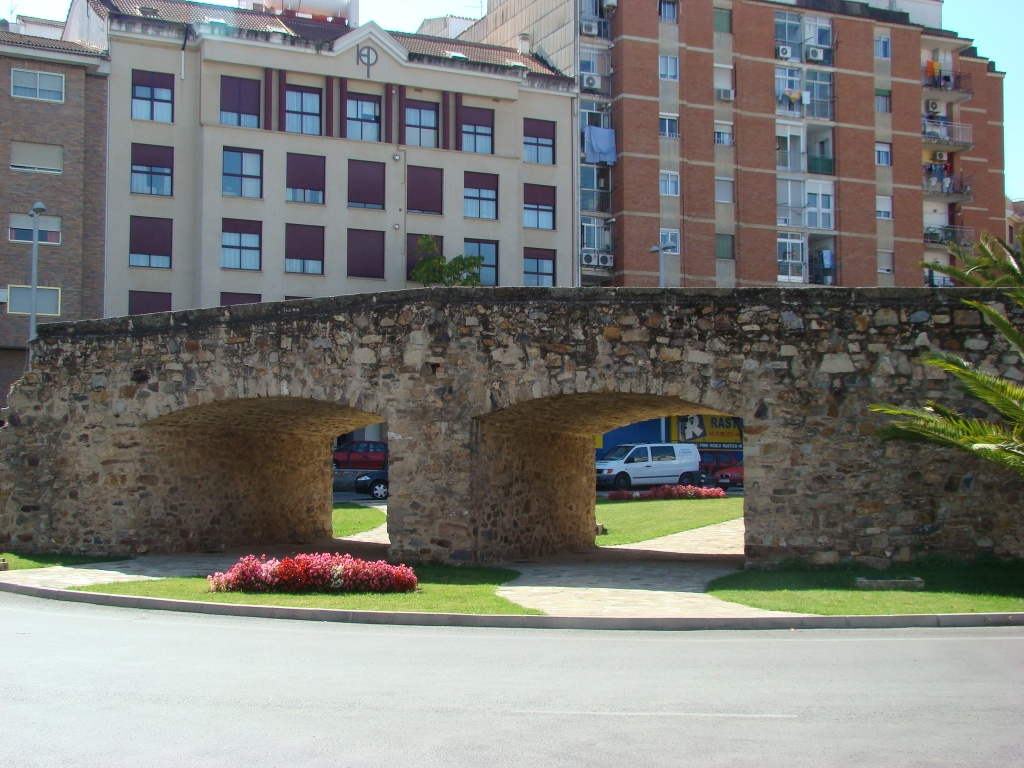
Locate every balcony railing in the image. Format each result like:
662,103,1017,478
922,173,974,200
922,67,972,96
922,119,973,148
924,270,956,287
924,225,975,247
805,98,834,121
776,149,804,172
807,154,834,175
809,254,838,285
581,190,612,213
580,16,610,39
776,205,805,228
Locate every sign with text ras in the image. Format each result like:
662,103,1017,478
678,415,743,448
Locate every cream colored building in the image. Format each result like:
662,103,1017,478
63,0,576,316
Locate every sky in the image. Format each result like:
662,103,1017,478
11,0,1024,198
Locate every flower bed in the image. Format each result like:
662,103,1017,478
207,553,418,594
607,484,727,502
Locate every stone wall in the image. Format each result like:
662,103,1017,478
0,287,1021,566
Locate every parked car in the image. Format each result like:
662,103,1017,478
712,465,744,489
353,469,389,500
596,443,703,490
333,440,388,470
700,450,742,477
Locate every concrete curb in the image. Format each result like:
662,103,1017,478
1,579,1021,631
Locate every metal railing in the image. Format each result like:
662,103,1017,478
581,190,612,213
776,149,804,172
921,67,972,95
805,98,834,121
924,225,975,247
776,205,805,228
807,154,834,175
922,120,973,147
922,173,973,198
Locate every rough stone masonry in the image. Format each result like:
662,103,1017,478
0,286,1021,568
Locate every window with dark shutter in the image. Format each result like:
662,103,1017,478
220,76,261,127
285,85,322,135
129,216,172,268
347,228,386,279
221,218,262,271
286,153,326,204
285,223,325,275
348,160,385,209
523,118,556,164
130,143,173,196
407,166,443,214
128,290,172,315
131,70,174,122
464,239,498,286
523,184,556,229
464,171,498,219
524,247,555,286
406,233,443,279
220,292,262,306
461,106,494,154
405,99,439,148
347,93,381,141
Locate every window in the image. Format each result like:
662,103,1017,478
805,180,834,229
775,11,802,48
131,70,173,122
407,234,443,279
9,213,61,244
286,153,325,204
285,85,321,135
222,148,262,198
874,35,891,60
405,100,438,148
221,219,262,271
658,0,677,23
659,55,679,81
12,68,63,102
407,166,444,214
804,70,833,119
220,292,261,306
715,177,734,203
775,67,802,116
715,234,734,260
129,216,172,268
465,239,497,286
464,172,498,219
285,223,325,275
714,122,734,146
581,99,612,131
580,47,611,76
347,159,385,209
347,94,381,141
220,76,260,128
878,250,894,274
580,165,611,212
130,144,173,196
659,228,679,254
7,285,60,316
347,228,385,279
659,170,680,196
713,8,732,33
10,141,63,173
461,106,494,154
523,118,556,164
875,89,892,113
777,232,805,281
875,142,892,166
876,195,893,219
804,16,832,48
523,184,555,229
777,178,805,226
713,65,734,93
128,291,171,315
524,248,555,286
581,216,611,252
659,114,680,138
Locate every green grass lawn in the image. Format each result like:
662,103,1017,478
708,557,1024,615
73,564,540,615
595,496,743,546
332,503,386,538
0,552,127,570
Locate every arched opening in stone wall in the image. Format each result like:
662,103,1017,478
139,397,383,553
470,392,747,562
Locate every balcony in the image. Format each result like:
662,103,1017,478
807,154,834,175
922,119,974,150
776,149,804,172
581,189,612,213
580,16,610,39
924,225,974,248
805,98,833,121
922,67,972,101
776,205,805,228
922,173,974,203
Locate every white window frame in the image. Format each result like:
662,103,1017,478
878,250,894,274
776,177,805,226
874,35,891,60
659,55,679,81
714,122,734,146
875,142,892,166
715,177,735,203
659,170,680,197
11,68,64,103
805,179,834,230
777,232,806,282
659,228,680,254
876,195,893,220
659,113,680,139
6,285,61,316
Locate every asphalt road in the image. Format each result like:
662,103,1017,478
1,591,1021,767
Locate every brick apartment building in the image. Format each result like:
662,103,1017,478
459,0,1006,288
0,24,108,408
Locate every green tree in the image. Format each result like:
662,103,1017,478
870,230,1024,477
408,235,484,287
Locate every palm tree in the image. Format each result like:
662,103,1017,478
870,231,1024,477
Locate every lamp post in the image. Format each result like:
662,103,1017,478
649,244,669,288
28,201,46,363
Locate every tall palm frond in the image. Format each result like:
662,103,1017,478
927,230,1024,287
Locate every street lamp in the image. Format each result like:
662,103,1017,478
28,201,46,362
649,244,669,288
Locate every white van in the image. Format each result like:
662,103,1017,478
596,443,703,490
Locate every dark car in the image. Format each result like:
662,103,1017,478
333,440,388,470
353,469,389,500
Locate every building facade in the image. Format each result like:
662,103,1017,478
460,0,1006,288
0,25,108,408
62,0,575,318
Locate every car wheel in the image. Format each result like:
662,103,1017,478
679,472,696,486
370,481,389,500
613,473,631,491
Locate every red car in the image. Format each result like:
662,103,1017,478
712,465,744,488
333,441,388,470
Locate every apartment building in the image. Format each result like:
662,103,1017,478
0,25,108,408
460,0,1006,288
61,0,575,317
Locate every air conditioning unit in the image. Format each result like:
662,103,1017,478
933,151,949,162
580,20,600,36
776,45,793,60
926,99,941,113
581,251,599,266
581,74,604,91
598,253,614,268
806,46,825,62
715,88,735,101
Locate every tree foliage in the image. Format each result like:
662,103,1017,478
870,231,1024,477
408,235,484,287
